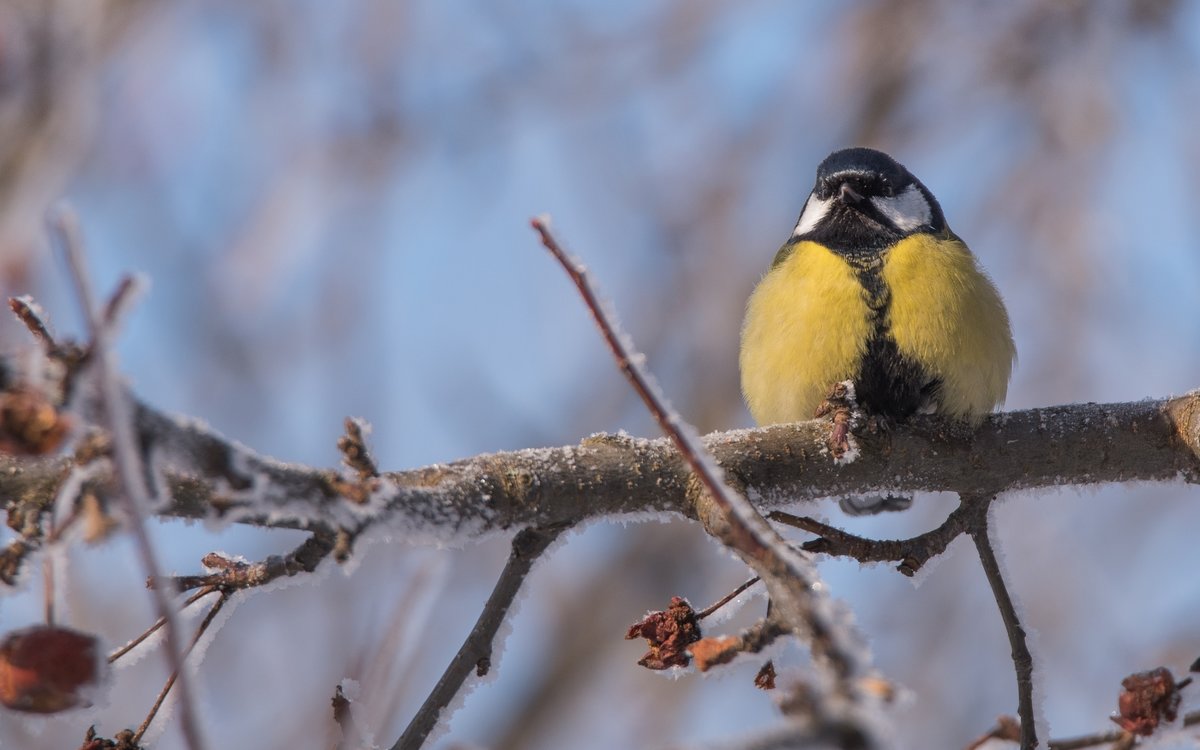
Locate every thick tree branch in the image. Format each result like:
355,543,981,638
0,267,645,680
3,393,1197,549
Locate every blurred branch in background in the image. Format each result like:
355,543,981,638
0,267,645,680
0,1,160,279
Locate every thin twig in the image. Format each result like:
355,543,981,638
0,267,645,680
8,296,56,347
332,683,360,750
50,207,206,750
42,547,54,625
1048,730,1131,750
1046,709,1200,749
532,218,877,737
392,523,570,750
690,612,788,672
532,217,740,516
39,489,88,626
338,417,379,481
770,496,974,576
109,587,221,664
42,493,61,626
967,495,1036,750
697,576,761,620
133,590,232,744
161,533,335,593
101,275,140,330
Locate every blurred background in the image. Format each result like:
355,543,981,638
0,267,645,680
1,1,1199,748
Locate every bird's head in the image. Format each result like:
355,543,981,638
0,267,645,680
792,147,946,252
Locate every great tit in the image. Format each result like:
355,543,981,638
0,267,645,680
739,147,1015,429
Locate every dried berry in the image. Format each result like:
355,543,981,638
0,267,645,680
0,625,104,713
1111,666,1187,736
626,596,700,670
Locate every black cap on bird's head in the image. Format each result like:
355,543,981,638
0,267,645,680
792,147,946,253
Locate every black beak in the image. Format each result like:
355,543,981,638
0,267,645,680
838,182,865,205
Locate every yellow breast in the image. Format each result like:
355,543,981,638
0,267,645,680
739,234,1015,426
739,241,872,424
882,233,1015,421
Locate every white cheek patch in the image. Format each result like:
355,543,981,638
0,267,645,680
792,194,832,237
870,184,932,232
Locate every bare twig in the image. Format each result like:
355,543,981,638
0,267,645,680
38,490,86,627
8,296,56,347
965,715,1022,750
966,495,1036,750
41,545,54,626
332,683,361,750
392,522,571,750
532,216,743,520
533,215,765,536
133,590,232,744
109,587,221,664
337,417,379,481
100,275,141,331
1060,731,1138,750
690,612,788,672
161,533,335,593
1046,710,1200,749
39,499,75,626
770,496,974,576
50,207,205,750
1050,730,1134,750
532,217,878,740
697,575,761,620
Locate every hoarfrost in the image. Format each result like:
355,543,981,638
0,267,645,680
833,435,861,465
109,593,219,670
332,677,379,750
422,526,564,745
338,677,361,702
903,534,963,589
985,502,1049,744
696,578,767,627
610,509,685,528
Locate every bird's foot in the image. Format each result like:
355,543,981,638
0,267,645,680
815,381,859,459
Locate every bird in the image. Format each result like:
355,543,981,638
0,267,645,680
739,147,1015,436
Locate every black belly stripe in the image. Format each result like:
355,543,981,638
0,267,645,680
847,254,941,421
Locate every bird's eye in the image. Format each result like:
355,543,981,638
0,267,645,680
881,182,896,198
